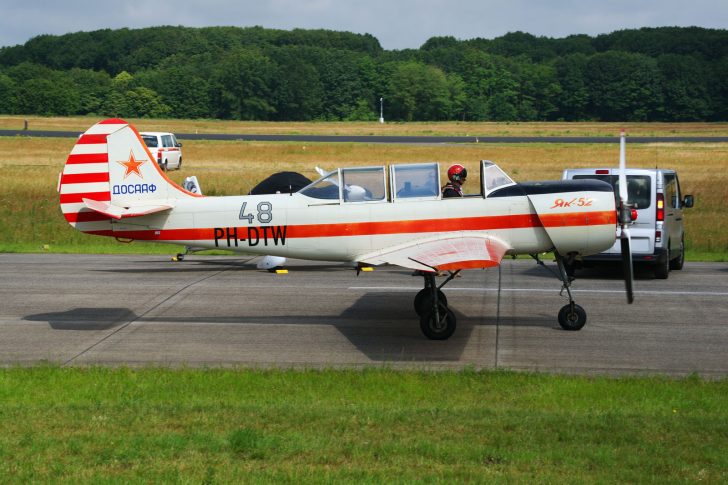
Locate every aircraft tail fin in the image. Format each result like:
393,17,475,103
58,118,199,231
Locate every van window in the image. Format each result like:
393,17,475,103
664,174,678,208
573,174,651,209
162,135,174,148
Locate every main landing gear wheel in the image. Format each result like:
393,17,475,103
558,303,587,331
414,288,448,316
414,270,459,339
420,305,457,340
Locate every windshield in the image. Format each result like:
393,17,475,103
299,170,341,200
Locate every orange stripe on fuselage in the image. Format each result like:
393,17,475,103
85,210,616,240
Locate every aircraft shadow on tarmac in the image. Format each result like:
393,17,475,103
521,261,657,280
22,294,557,363
24,308,137,331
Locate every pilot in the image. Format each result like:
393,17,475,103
442,164,467,198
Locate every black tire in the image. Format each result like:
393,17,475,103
177,157,182,170
654,248,670,279
558,304,587,331
670,238,685,271
414,288,448,316
162,160,168,171
419,305,456,340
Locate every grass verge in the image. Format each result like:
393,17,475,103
0,367,726,483
1,131,726,258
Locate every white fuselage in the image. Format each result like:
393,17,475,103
96,189,614,263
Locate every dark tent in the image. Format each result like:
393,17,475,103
249,171,313,195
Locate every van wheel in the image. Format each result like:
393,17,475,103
670,238,685,270
177,157,182,170
654,249,670,279
162,160,168,171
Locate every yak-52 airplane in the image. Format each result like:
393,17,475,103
59,119,636,340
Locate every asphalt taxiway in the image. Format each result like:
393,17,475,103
2,254,727,376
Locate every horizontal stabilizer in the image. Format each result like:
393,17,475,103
82,198,174,220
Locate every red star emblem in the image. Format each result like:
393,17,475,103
117,152,146,179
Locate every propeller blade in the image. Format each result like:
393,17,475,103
620,228,634,304
618,130,628,204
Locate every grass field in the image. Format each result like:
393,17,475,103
0,367,726,483
0,129,726,257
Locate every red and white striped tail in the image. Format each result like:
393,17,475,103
59,119,196,234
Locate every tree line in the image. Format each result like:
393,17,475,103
0,25,727,122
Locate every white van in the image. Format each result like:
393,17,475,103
140,132,182,171
562,168,694,278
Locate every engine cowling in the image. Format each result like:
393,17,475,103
523,179,617,257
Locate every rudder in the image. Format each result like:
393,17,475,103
59,119,197,232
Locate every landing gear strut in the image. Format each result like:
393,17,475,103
533,253,587,331
415,270,459,340
554,253,587,331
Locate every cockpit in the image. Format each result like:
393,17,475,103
298,160,516,204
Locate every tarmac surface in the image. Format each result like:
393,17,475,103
2,253,727,376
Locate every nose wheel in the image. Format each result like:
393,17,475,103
415,271,458,340
557,302,587,331
554,253,587,331
533,253,589,331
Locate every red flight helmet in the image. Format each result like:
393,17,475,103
447,164,467,183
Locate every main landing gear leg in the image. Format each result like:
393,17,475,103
553,253,587,331
414,271,459,340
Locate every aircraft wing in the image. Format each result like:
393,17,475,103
82,198,174,220
357,234,511,272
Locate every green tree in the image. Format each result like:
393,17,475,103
15,76,79,115
136,63,212,119
270,49,323,120
385,61,452,121
708,57,728,120
125,87,171,118
555,54,590,120
0,73,16,113
455,50,519,121
68,68,111,115
586,51,663,121
209,49,276,120
657,54,710,121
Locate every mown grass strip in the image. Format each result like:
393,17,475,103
0,367,726,483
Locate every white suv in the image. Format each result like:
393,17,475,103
141,132,182,171
562,168,694,278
